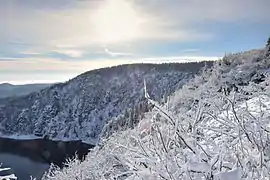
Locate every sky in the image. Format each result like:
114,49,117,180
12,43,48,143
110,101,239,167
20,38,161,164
0,0,270,84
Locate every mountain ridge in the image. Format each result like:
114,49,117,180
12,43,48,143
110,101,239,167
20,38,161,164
0,62,212,144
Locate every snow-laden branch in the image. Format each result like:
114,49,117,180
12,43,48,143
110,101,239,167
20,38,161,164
0,167,17,180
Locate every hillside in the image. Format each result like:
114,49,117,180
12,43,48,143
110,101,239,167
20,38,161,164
42,45,270,179
0,83,50,98
0,62,211,144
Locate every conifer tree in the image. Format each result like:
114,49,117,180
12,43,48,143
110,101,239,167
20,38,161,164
267,37,270,46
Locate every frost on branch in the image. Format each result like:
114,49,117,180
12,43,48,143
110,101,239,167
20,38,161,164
0,167,17,180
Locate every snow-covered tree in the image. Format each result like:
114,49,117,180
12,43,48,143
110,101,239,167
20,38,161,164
266,37,270,47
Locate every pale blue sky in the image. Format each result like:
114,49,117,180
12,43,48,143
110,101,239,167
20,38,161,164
0,0,270,84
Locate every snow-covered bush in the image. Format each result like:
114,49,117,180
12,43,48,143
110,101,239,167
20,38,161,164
42,46,270,179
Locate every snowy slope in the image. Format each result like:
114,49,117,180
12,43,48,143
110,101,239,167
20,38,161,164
42,45,270,179
0,63,211,144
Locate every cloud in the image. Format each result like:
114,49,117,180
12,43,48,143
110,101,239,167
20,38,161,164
104,48,134,57
20,51,42,55
53,49,84,58
0,0,269,66
0,0,219,52
135,0,270,23
0,57,21,61
0,55,220,74
181,49,201,53
2,0,269,56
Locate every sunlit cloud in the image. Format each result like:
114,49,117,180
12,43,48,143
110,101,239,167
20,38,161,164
4,0,268,54
0,0,269,83
1,0,269,50
0,0,215,51
91,0,144,44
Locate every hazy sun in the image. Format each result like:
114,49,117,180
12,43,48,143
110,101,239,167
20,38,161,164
93,0,142,44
